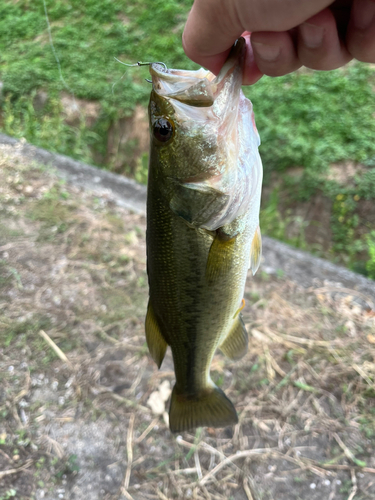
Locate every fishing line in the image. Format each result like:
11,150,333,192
42,0,79,111
111,62,130,95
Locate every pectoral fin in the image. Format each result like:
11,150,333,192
206,230,237,282
170,181,229,228
219,314,248,360
145,302,167,369
250,226,262,275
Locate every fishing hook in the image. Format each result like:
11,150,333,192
114,58,168,83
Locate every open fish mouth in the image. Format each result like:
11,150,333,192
149,37,246,109
148,36,261,230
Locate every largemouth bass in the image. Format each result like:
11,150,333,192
146,38,263,433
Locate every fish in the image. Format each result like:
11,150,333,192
145,37,263,433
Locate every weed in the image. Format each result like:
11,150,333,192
0,223,24,239
366,231,375,279
261,174,375,276
339,480,354,494
276,268,285,278
1,155,375,498
0,317,64,365
247,291,260,303
0,490,16,500
134,152,149,185
260,189,308,250
212,371,224,388
15,429,31,447
359,417,375,439
28,184,77,238
0,259,13,289
0,319,37,347
66,454,80,474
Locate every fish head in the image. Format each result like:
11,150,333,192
149,38,246,179
148,38,262,229
148,71,219,184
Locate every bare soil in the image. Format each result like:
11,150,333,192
1,143,375,500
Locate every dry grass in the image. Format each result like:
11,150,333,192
0,144,374,500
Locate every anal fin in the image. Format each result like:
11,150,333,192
145,302,167,369
219,314,248,360
250,225,262,275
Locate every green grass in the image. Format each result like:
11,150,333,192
0,259,14,289
0,0,194,111
1,316,81,364
0,0,197,165
1,0,375,276
245,65,375,179
0,317,51,348
0,223,24,239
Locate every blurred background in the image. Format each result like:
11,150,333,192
1,0,375,277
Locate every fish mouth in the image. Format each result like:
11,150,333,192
149,37,246,108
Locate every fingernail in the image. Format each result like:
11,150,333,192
353,0,375,30
252,42,280,62
300,22,325,48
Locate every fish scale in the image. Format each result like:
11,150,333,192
145,38,263,433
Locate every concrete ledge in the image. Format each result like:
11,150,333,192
1,133,374,305
0,134,147,214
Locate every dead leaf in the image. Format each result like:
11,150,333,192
147,380,171,416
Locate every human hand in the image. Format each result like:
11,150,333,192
183,0,375,84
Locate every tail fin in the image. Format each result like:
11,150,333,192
169,385,238,433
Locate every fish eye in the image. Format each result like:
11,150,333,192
153,118,174,143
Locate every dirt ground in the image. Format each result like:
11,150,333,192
1,143,375,500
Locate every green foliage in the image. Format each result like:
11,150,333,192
331,193,357,243
366,232,375,279
245,65,375,180
2,93,96,163
0,490,17,500
65,454,80,474
357,169,375,199
0,0,195,111
261,175,375,275
134,152,149,184
323,176,375,274
260,189,308,250
0,0,195,165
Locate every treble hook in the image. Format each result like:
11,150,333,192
114,58,168,83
